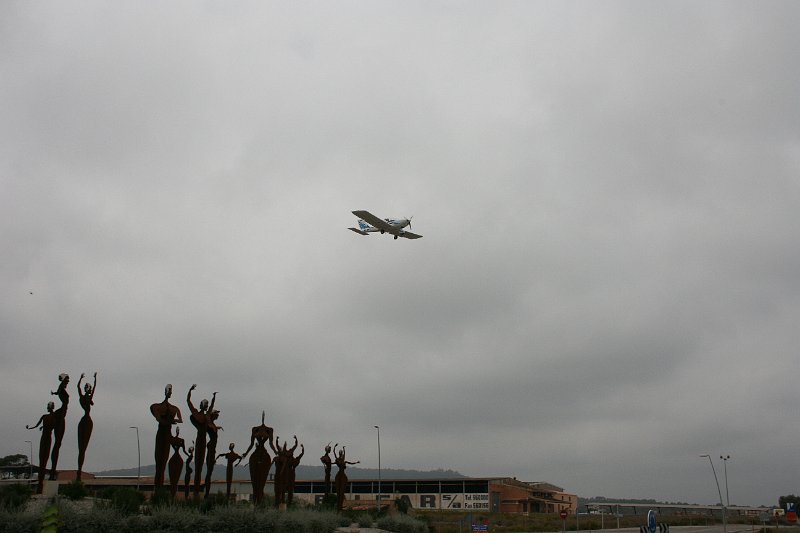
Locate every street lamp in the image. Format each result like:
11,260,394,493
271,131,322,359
24,440,32,482
720,455,731,507
700,454,726,533
374,425,381,511
130,426,140,491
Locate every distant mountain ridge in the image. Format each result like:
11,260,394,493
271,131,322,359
94,464,466,482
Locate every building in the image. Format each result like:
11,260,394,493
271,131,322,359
291,477,577,514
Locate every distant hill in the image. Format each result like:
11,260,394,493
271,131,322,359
95,464,466,482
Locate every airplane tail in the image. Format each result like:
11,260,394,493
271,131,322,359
358,220,370,232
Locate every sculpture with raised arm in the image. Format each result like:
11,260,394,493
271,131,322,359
272,435,298,508
49,373,70,480
187,385,212,497
203,403,222,498
334,445,359,511
320,442,335,496
216,442,242,500
168,426,189,498
237,411,274,505
76,372,97,481
150,384,182,489
286,442,304,505
26,401,57,494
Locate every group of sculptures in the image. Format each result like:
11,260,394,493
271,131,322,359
25,373,97,494
26,377,360,509
150,383,359,509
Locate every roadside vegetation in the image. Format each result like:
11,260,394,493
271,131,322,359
0,484,432,533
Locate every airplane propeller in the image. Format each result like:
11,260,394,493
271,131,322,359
407,216,413,230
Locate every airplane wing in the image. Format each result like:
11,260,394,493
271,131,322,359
352,210,396,233
348,227,369,236
401,231,423,239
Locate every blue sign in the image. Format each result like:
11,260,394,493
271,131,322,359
647,510,657,533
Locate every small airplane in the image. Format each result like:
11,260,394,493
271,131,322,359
348,210,422,240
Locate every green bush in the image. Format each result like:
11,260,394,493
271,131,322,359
60,480,89,500
0,507,40,533
98,487,145,515
0,483,33,510
377,513,428,533
358,513,375,528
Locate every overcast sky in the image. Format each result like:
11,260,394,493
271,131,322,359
2,1,799,507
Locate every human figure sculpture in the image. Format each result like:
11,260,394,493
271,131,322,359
187,385,213,496
76,372,97,481
271,435,298,507
286,442,304,505
25,401,57,494
168,426,188,498
334,445,359,512
49,373,70,480
150,384,182,489
237,411,274,505
216,442,242,500
320,442,335,496
204,407,222,498
184,443,194,499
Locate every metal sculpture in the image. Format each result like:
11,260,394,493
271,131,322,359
216,442,241,500
150,384,182,489
237,411,274,505
25,401,57,494
286,442,304,505
168,426,188,498
203,407,222,498
320,442,335,496
271,435,298,507
49,373,70,480
334,445,359,511
187,385,213,496
76,372,97,481
183,442,194,500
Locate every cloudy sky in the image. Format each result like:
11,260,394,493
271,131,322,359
2,1,799,507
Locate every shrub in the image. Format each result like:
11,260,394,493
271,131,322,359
377,513,428,533
60,480,89,500
149,487,172,507
0,484,32,510
106,487,145,515
0,507,40,533
358,513,375,528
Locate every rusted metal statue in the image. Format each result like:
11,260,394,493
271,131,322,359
320,442,335,496
183,443,194,499
334,444,359,512
203,407,222,498
150,384,182,489
49,373,70,480
76,372,97,481
25,401,57,494
237,411,274,505
286,442,304,505
187,385,214,497
216,442,241,500
168,426,189,498
271,435,298,507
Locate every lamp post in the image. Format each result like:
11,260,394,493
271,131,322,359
720,455,730,507
374,425,381,511
130,426,140,491
24,440,32,482
701,454,726,533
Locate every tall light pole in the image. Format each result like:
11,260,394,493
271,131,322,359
701,454,726,533
24,440,33,482
130,426,140,491
720,455,731,507
374,425,381,511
